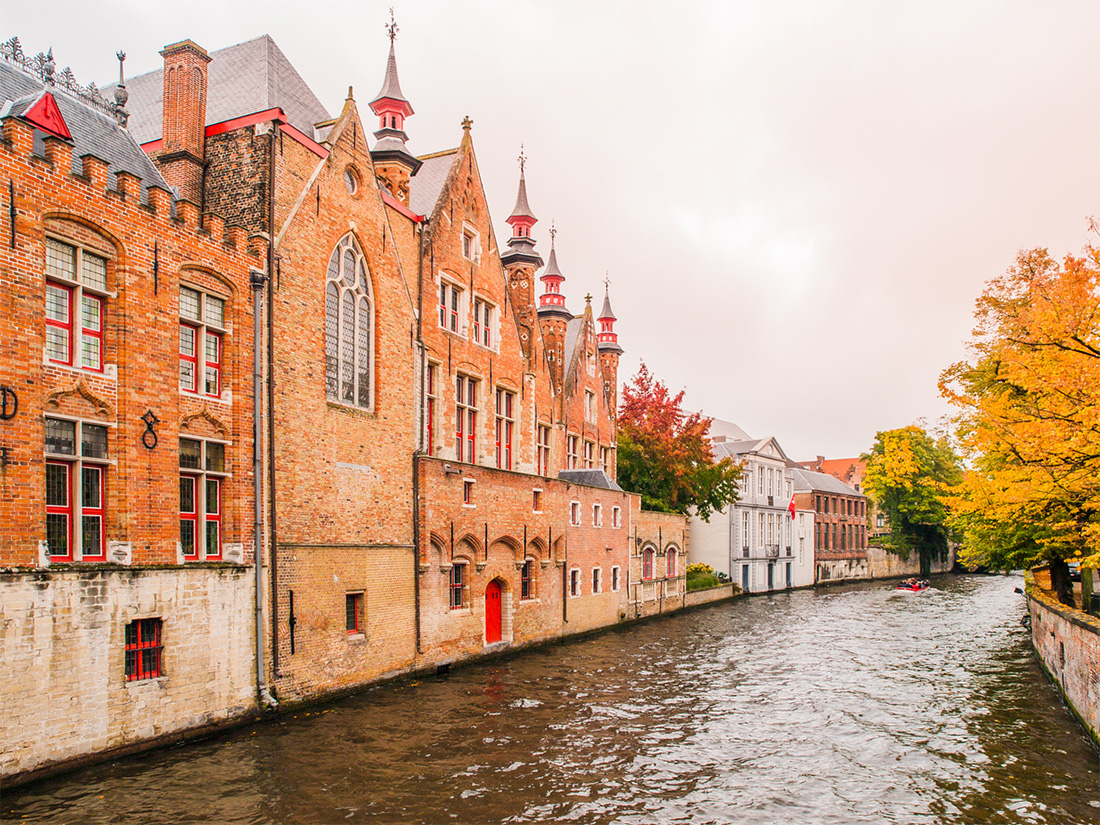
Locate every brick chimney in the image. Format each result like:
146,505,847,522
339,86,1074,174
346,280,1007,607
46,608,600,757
158,40,210,206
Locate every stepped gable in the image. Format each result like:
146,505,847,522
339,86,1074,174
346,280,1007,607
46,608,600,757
0,59,168,199
107,34,330,144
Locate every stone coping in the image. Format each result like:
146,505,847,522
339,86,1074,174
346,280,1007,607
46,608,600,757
1025,572,1100,635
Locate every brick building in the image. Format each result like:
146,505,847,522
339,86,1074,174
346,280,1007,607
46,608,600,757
799,454,888,544
0,28,691,782
0,42,261,781
789,467,868,583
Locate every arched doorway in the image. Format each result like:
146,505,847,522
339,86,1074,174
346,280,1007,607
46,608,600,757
485,580,502,644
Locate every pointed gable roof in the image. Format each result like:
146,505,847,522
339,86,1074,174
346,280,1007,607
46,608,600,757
408,148,459,219
109,34,330,145
20,90,71,139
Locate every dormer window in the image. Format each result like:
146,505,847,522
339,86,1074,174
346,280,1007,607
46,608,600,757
462,226,480,263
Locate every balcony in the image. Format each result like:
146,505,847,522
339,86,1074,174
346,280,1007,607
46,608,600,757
764,544,780,558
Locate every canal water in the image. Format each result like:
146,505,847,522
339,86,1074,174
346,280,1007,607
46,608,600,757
5,575,1099,824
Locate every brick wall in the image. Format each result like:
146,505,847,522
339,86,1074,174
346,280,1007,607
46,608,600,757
628,506,689,619
1028,582,1100,746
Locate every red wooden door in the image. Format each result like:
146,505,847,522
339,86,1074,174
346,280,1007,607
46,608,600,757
485,580,502,644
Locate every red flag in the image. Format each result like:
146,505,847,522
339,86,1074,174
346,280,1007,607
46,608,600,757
788,493,796,520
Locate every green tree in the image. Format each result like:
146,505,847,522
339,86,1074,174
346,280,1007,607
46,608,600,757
861,425,962,577
616,363,742,519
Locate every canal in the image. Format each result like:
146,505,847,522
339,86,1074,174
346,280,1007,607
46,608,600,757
4,575,1098,824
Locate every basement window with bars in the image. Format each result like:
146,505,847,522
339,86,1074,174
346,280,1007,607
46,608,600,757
45,238,109,372
125,618,163,681
325,234,373,409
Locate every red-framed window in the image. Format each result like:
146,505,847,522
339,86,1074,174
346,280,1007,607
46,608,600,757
45,239,108,371
179,438,226,560
180,475,198,559
532,489,542,512
643,547,655,580
346,592,363,635
463,479,474,505
439,282,461,333
179,324,199,393
666,548,677,578
449,562,467,609
125,618,163,681
521,559,534,600
455,375,477,463
473,298,492,348
180,286,226,399
569,569,580,597
426,364,437,456
495,388,514,470
537,425,550,476
45,418,109,561
46,461,73,561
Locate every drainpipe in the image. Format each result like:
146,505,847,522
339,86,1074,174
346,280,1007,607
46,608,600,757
251,267,275,709
266,125,281,681
412,220,427,655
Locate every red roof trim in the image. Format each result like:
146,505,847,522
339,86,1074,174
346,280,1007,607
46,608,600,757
24,92,71,141
139,108,329,159
380,188,422,222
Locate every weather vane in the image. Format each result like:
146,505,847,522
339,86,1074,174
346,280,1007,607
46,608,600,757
550,220,556,243
386,8,399,42
604,272,610,291
517,144,526,174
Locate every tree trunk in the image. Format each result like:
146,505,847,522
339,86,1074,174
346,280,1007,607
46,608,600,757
1049,558,1076,608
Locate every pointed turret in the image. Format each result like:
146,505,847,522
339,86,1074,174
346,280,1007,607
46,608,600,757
369,17,421,205
501,146,543,269
536,224,571,322
597,280,623,418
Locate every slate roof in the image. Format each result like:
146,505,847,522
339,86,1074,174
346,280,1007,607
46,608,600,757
789,467,863,497
542,240,564,279
108,35,330,145
508,170,535,221
557,469,623,491
712,438,768,460
598,290,616,321
564,315,583,365
408,149,457,217
0,60,169,201
708,418,753,441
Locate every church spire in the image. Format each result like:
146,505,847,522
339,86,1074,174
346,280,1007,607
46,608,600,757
368,11,421,205
501,146,543,268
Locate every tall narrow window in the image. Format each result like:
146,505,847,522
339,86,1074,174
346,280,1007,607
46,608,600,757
600,446,610,474
45,417,108,561
179,437,228,560
324,234,372,408
521,559,535,600
592,567,602,594
611,566,621,591
449,562,467,609
455,375,478,463
473,298,494,348
666,548,677,578
179,285,226,399
570,568,580,597
494,388,514,470
426,364,438,456
45,238,108,371
439,281,461,333
346,593,364,636
567,435,578,470
583,441,595,469
585,391,596,424
537,425,551,475
643,547,655,580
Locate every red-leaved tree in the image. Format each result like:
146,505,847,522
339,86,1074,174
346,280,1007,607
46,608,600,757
616,363,742,519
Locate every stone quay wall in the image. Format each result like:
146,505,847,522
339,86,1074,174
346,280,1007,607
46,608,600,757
1027,577,1100,747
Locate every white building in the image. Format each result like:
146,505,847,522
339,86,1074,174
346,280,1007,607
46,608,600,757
689,423,815,593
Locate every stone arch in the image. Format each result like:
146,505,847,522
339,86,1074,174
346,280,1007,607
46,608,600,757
490,534,522,562
526,535,548,560
456,533,483,558
180,404,229,438
42,212,124,262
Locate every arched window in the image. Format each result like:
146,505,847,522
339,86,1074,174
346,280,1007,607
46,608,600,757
666,547,677,578
642,546,655,580
325,234,373,408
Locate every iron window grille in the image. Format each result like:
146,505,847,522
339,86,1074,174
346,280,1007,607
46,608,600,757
125,618,163,681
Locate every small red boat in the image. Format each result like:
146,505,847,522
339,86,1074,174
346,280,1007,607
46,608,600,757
896,578,930,592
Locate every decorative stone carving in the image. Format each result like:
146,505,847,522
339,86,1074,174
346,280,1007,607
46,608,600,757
180,404,228,438
44,378,111,419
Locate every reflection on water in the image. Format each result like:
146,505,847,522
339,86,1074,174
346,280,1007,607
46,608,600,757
5,575,1098,824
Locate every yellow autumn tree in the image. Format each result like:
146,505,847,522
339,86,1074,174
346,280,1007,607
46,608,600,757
940,235,1100,605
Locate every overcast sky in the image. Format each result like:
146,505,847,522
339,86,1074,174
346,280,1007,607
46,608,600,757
7,1,1099,459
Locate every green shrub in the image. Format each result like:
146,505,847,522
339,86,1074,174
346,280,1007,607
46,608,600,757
686,564,720,591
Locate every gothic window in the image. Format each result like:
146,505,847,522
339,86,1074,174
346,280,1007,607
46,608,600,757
325,234,373,408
